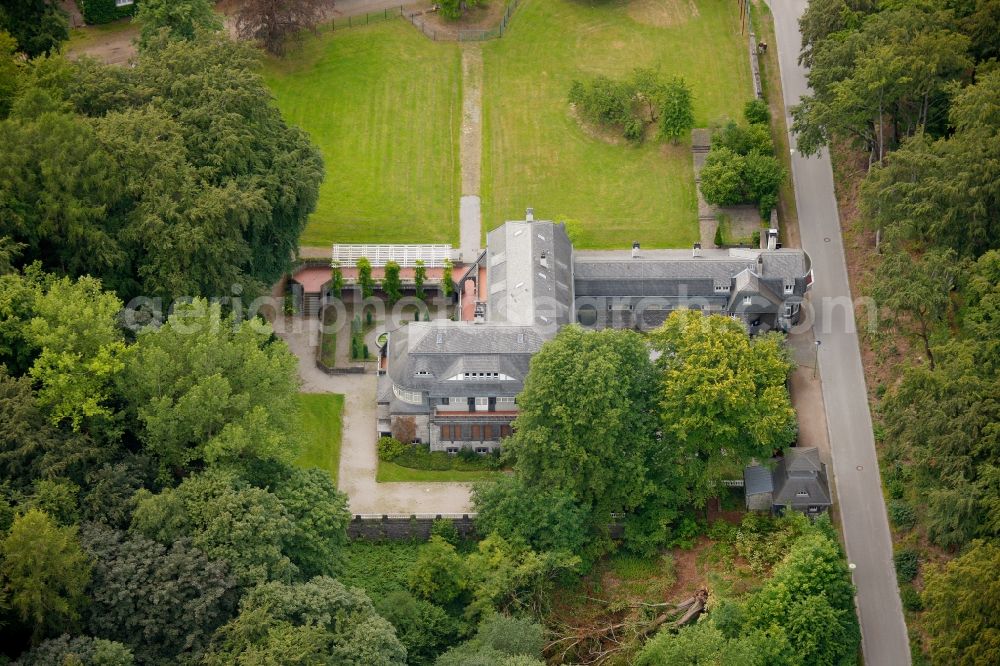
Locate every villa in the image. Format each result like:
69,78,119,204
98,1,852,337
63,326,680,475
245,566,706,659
377,213,813,451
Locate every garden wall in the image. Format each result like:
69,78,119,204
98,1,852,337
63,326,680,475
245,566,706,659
347,513,626,540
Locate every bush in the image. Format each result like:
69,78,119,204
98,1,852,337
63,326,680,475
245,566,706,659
751,230,761,247
714,121,774,156
430,519,460,547
894,548,920,583
899,583,923,612
79,0,136,24
377,437,408,462
393,444,496,472
888,500,916,531
744,98,770,124
713,224,724,247
569,76,632,128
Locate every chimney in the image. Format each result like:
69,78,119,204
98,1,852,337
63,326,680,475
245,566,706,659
692,242,702,258
631,241,640,259
767,228,778,250
525,207,534,222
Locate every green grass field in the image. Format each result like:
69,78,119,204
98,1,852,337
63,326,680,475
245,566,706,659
296,393,344,483
376,461,502,483
262,21,462,247
481,0,753,247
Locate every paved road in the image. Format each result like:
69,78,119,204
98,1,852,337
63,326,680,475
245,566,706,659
769,1,910,663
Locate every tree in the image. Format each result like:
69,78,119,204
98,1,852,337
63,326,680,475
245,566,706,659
922,540,1000,666
744,99,770,125
508,326,659,530
136,0,222,49
130,469,297,586
374,590,460,665
741,151,784,217
860,70,1000,256
391,416,417,444
15,635,135,666
438,0,484,21
80,524,239,666
271,467,350,579
119,299,299,478
408,536,468,606
870,247,959,370
658,76,694,143
437,614,545,666
0,0,68,58
203,577,406,665
383,260,402,304
472,476,590,558
357,257,374,300
2,35,322,303
0,30,21,119
23,274,125,430
650,311,796,506
797,0,860,68
414,259,426,300
330,260,344,298
699,147,746,206
791,5,971,159
234,0,325,56
714,121,774,156
1,509,91,642
0,368,63,488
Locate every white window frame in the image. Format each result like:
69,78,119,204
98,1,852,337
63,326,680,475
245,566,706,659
115,0,134,6
391,384,422,405
475,397,489,411
496,396,516,405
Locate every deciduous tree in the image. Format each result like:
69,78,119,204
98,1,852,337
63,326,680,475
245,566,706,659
658,76,694,143
651,311,796,507
0,0,68,58
136,0,222,49
1,509,91,642
234,0,325,55
383,260,402,304
357,257,374,299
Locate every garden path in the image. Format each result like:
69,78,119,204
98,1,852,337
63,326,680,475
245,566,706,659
273,314,474,515
459,44,484,261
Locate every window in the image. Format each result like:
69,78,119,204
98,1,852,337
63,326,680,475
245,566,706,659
784,304,794,317
475,397,489,411
483,425,495,440
784,281,795,294
414,370,431,377
743,296,752,305
448,397,465,406
796,490,810,497
115,0,134,6
440,425,452,440
446,447,459,454
471,425,482,440
475,447,490,454
496,396,516,405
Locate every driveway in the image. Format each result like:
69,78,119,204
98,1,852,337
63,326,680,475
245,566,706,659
768,0,910,662
274,315,473,515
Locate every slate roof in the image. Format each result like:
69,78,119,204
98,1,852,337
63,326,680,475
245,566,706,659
744,464,775,496
772,447,832,508
386,321,539,398
486,221,574,330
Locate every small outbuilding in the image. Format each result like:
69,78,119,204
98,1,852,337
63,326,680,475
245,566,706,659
744,446,832,516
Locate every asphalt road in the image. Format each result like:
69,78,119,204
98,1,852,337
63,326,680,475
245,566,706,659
768,1,911,663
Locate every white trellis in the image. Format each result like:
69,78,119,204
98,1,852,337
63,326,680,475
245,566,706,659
331,244,452,268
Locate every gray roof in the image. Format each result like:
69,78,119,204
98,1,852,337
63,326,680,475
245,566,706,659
386,321,539,399
744,464,775,496
486,221,574,331
773,447,832,507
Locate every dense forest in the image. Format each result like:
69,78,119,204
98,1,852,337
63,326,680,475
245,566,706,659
793,0,1000,662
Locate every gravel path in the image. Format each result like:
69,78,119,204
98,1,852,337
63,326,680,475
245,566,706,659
459,45,484,261
274,315,473,515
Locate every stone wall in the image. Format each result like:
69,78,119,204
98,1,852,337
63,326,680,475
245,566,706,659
348,514,478,540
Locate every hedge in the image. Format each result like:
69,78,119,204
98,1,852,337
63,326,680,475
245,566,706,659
78,0,137,25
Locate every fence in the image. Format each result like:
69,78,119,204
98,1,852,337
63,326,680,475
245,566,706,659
328,6,405,32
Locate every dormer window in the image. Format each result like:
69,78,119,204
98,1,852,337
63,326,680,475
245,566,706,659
414,370,431,377
743,296,752,305
796,490,809,497
784,281,795,294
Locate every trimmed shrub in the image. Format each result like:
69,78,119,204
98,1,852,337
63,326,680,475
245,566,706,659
888,500,916,530
377,436,408,462
713,224,724,247
894,548,920,582
751,230,761,247
79,0,137,25
430,518,460,546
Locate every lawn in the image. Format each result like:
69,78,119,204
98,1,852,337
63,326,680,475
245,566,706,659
481,0,754,247
262,20,462,247
377,461,502,483
296,393,344,483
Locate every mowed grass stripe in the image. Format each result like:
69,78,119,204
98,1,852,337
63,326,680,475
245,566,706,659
296,393,345,483
263,21,461,246
482,0,752,248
